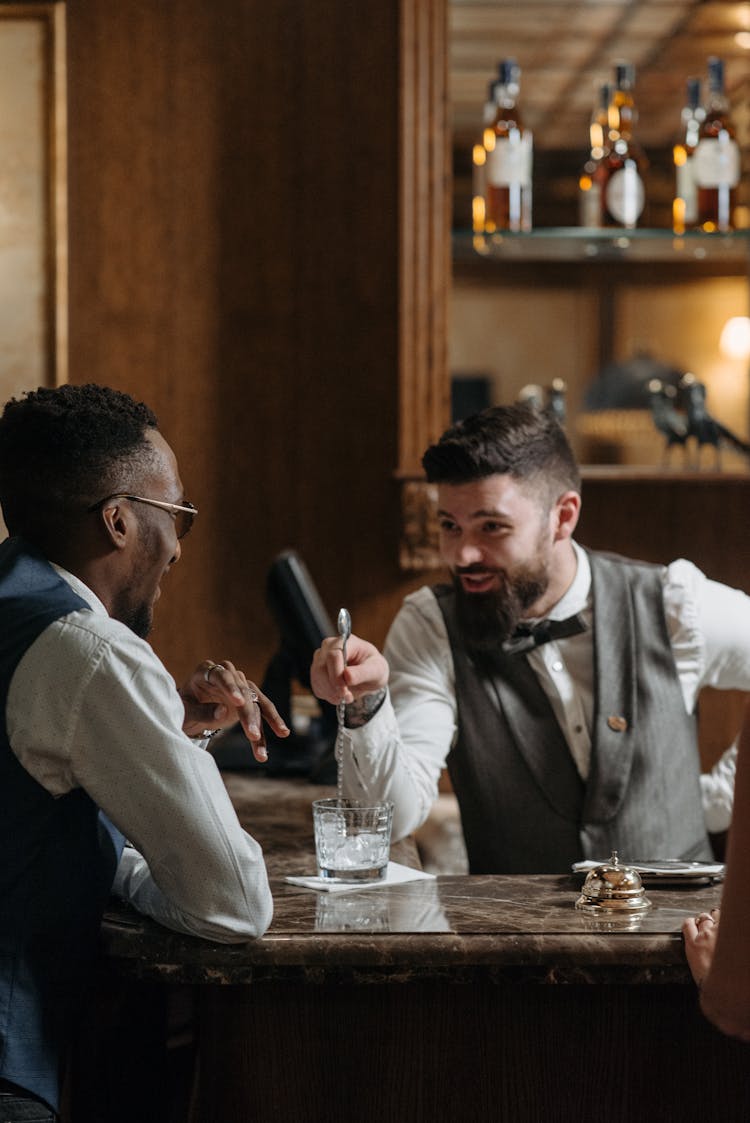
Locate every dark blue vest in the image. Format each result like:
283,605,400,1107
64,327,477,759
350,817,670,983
0,538,125,1111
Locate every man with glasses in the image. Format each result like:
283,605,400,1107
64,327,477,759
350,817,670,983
0,383,288,1121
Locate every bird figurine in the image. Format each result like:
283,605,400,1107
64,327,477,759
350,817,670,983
648,378,689,464
516,380,568,428
546,378,567,427
517,383,544,410
679,372,750,469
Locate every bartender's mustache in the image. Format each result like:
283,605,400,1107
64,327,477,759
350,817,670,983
455,563,501,573
455,563,504,579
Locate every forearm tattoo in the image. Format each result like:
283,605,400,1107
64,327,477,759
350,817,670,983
344,688,387,729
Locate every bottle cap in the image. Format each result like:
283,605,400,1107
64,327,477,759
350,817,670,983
497,58,520,90
614,61,635,90
686,76,701,109
707,56,724,92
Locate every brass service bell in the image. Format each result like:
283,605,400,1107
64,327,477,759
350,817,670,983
575,851,651,914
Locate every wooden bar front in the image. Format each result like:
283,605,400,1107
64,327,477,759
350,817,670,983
78,776,750,1123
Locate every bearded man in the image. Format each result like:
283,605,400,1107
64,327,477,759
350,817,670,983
311,404,745,873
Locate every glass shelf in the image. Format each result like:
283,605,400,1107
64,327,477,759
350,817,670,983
453,228,750,267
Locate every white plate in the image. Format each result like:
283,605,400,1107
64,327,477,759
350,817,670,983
572,859,724,883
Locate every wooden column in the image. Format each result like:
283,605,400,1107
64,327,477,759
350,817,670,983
398,0,451,475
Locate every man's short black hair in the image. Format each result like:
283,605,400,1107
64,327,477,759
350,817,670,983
0,383,159,544
421,403,581,500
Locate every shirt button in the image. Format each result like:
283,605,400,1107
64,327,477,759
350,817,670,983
575,724,583,734
552,660,563,672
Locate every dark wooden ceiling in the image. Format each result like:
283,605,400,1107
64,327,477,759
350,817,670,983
449,1,750,226
450,0,750,150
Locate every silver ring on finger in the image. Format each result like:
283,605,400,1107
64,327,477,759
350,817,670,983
204,662,223,684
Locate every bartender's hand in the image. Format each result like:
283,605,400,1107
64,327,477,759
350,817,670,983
311,633,389,706
179,659,290,762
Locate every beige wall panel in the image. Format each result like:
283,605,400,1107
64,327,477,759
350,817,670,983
614,277,750,440
450,281,600,456
0,17,50,403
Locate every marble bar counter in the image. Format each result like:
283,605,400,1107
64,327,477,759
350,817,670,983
90,775,750,1123
103,866,721,985
101,773,719,983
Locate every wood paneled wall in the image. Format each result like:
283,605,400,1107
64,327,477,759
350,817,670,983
63,0,750,772
66,0,447,684
579,471,750,768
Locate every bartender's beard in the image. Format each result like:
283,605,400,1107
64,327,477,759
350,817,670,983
453,556,551,664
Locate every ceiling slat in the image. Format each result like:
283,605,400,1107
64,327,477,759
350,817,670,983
450,0,749,150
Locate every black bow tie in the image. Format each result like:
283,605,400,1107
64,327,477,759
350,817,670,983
501,613,587,656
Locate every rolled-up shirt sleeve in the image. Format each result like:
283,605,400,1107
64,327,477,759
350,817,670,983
663,559,750,705
700,740,738,835
7,609,272,943
663,559,750,831
342,587,456,841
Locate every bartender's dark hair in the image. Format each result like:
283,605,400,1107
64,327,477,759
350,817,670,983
0,383,159,545
422,403,580,500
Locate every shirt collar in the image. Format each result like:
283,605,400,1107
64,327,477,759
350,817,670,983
544,540,591,621
50,562,109,617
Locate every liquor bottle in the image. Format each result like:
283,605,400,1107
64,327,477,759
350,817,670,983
672,77,704,233
484,59,532,233
692,57,740,232
601,62,648,229
471,79,500,233
578,83,612,227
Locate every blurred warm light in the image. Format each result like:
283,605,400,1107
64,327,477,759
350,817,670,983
579,175,592,192
734,205,750,229
673,144,687,168
483,129,496,151
472,144,486,167
673,197,686,236
472,195,486,232
720,316,750,360
734,30,750,48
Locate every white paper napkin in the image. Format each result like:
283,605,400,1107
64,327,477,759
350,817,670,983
285,861,436,893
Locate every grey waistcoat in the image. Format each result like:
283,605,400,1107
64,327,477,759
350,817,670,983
435,549,712,873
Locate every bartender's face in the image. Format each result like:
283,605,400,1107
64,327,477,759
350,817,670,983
438,474,556,592
437,473,558,651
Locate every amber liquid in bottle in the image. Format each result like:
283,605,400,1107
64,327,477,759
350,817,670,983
471,79,500,234
484,59,532,233
673,77,704,233
601,62,648,229
693,57,739,232
578,83,612,228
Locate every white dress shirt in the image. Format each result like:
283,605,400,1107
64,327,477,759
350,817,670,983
343,543,746,841
6,565,272,943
